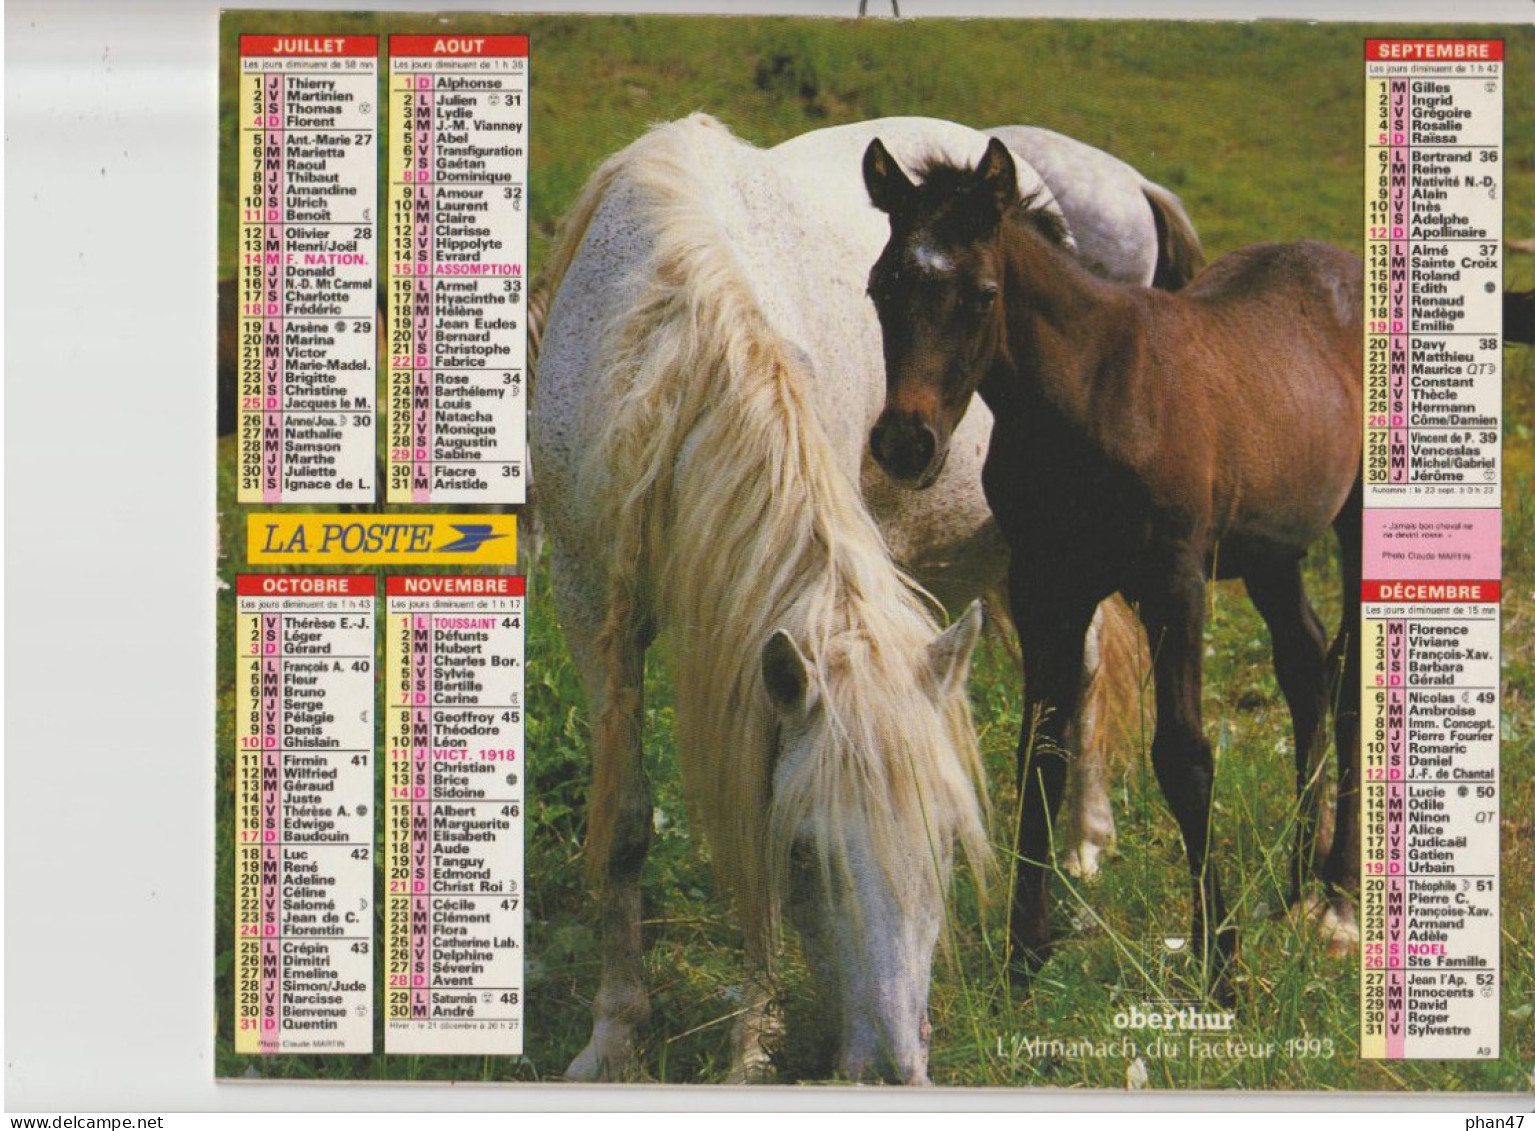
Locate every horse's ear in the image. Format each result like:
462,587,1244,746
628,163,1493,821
976,137,1018,216
763,630,818,715
923,600,983,696
864,138,915,216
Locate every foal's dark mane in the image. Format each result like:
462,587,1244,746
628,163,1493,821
907,153,1071,247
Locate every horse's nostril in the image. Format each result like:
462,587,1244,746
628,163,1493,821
871,413,938,482
870,422,891,465
912,424,937,469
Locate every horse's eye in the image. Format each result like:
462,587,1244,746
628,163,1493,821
971,285,998,312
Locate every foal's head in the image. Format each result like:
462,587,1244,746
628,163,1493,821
863,137,1060,487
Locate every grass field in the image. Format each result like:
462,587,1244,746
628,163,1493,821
215,12,1535,1090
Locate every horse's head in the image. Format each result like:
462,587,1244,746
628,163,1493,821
863,136,1023,489
758,600,986,1084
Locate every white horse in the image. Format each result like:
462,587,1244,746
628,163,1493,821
532,114,1201,1084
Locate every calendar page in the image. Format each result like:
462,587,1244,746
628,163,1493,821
213,11,1534,1094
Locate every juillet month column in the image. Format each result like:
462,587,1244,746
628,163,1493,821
237,36,379,504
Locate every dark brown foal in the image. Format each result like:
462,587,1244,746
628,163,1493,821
863,136,1364,994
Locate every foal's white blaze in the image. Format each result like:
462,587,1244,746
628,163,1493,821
763,603,983,1084
910,243,954,276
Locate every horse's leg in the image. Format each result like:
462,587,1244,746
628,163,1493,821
1243,559,1329,908
1063,743,1113,879
1063,603,1116,879
1142,568,1235,996
970,574,1113,881
555,551,655,1082
726,970,781,1084
1008,574,1098,981
1319,483,1365,953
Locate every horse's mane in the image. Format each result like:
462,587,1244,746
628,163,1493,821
908,152,1072,248
570,115,989,956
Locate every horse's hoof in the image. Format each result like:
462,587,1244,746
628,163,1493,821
1202,953,1239,1007
1288,892,1324,918
1318,898,1360,956
1007,963,1035,995
1288,893,1360,956
1007,940,1053,993
1063,841,1104,880
723,1060,775,1086
563,1045,606,1083
565,1026,638,1082
725,1029,779,1085
1207,974,1237,1009
1189,929,1239,1005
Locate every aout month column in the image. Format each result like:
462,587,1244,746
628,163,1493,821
388,35,529,504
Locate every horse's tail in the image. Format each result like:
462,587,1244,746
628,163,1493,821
1320,472,1365,863
527,146,631,386
217,278,238,437
520,147,632,580
1329,474,1364,708
989,584,1147,775
521,137,646,888
1144,182,1206,291
982,580,1145,774
1081,594,1150,778
515,271,553,571
525,272,553,378
575,116,761,894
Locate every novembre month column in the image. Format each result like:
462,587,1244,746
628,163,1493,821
385,575,525,1054
234,575,375,1054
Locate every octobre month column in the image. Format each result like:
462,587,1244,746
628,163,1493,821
234,575,376,1054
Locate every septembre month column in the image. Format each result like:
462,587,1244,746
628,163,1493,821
1360,38,1502,1061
